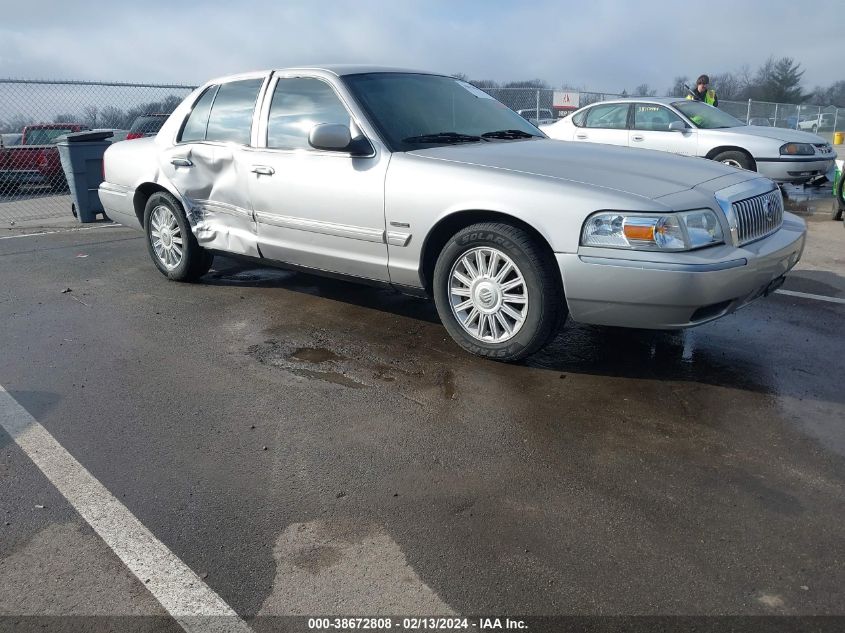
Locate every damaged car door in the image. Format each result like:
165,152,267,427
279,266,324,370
247,75,390,282
160,74,268,256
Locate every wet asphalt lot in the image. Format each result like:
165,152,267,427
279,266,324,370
0,202,843,630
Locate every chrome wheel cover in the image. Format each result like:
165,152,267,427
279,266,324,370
721,158,743,169
149,205,183,270
448,247,528,343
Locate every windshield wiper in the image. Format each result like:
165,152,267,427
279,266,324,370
402,132,483,144
481,129,538,140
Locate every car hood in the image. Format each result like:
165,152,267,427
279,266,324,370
726,125,826,144
410,139,742,200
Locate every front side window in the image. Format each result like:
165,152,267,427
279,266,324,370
343,73,542,152
205,78,263,144
267,78,351,150
179,86,218,142
632,104,684,131
584,104,630,130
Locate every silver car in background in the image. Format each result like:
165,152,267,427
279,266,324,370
99,67,806,361
541,97,836,184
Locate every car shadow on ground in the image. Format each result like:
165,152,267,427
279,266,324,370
204,257,442,324
202,258,843,406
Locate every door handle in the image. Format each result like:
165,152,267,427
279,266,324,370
575,134,588,140
631,135,644,142
170,157,193,167
251,165,275,176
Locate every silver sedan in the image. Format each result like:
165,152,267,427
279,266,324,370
542,97,836,184
99,67,806,361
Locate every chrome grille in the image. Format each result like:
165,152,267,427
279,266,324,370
814,143,832,154
732,189,783,245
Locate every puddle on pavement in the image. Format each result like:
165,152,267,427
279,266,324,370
290,347,345,364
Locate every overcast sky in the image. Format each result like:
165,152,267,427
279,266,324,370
1,0,840,92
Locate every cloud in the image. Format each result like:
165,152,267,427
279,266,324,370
1,0,841,92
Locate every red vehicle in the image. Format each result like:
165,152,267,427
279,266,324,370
0,123,90,194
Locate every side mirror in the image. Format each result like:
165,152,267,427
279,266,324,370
668,121,687,132
308,123,373,156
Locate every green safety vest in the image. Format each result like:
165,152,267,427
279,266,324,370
687,90,717,106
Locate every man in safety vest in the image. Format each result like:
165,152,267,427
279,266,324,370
687,74,718,107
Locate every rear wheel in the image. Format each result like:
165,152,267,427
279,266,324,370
143,191,213,282
712,150,753,171
432,222,565,361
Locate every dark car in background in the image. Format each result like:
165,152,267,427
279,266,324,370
126,113,169,140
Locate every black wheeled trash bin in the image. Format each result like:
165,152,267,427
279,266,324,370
57,130,114,223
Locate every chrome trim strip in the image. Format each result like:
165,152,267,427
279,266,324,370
386,231,412,247
193,198,254,219
578,256,747,272
98,182,130,197
254,212,385,243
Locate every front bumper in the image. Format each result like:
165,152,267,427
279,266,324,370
756,157,835,183
558,213,806,329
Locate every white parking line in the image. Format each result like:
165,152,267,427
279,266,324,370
0,385,252,633
0,224,121,240
775,289,845,305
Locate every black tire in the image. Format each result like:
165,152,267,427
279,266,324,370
712,150,754,171
834,174,845,221
143,190,213,282
432,222,566,361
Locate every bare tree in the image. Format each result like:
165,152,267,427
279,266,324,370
82,105,98,128
666,76,689,97
632,83,657,97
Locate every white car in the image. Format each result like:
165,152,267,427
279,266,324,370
797,113,835,134
541,97,836,184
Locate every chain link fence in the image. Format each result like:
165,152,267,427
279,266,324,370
2,79,843,227
484,88,845,143
1,79,195,224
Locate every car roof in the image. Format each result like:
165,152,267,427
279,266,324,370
589,97,685,106
280,64,439,77
206,65,443,85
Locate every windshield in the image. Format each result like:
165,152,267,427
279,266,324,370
343,73,543,151
673,101,744,129
25,128,79,144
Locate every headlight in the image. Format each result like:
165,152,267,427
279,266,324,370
780,143,814,156
581,210,724,251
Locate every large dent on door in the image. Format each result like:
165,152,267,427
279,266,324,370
160,146,260,258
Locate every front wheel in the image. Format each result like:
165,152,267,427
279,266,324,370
712,150,753,171
143,191,213,282
432,222,566,361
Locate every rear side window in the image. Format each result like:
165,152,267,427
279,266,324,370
267,77,351,150
570,109,587,127
179,86,218,142
584,104,630,130
205,78,264,145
